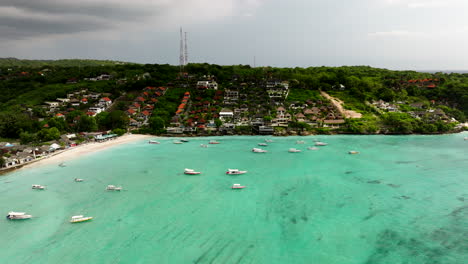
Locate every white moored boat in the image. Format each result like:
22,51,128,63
232,184,246,189
307,147,319,150
184,168,201,175
173,140,183,144
348,150,360,154
148,140,160,144
296,140,305,144
209,140,220,144
106,185,122,191
70,215,93,223
252,148,267,153
226,169,247,175
288,148,301,153
258,143,268,146
180,139,189,142
74,178,84,182
315,141,328,146
32,184,45,190
265,139,273,143
200,144,208,148
6,212,32,220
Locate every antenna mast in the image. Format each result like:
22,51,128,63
179,27,185,72
184,32,188,66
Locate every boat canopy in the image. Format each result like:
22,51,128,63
185,168,194,172
71,215,84,219
8,212,26,216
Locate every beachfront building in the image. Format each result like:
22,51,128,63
266,80,289,99
219,108,234,121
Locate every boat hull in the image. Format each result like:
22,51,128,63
184,172,201,175
70,217,93,223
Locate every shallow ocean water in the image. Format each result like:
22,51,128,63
0,134,467,264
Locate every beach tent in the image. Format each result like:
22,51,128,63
50,143,61,150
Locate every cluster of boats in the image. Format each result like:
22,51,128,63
183,168,247,189
6,211,93,223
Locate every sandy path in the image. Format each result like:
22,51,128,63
320,91,362,118
22,134,154,169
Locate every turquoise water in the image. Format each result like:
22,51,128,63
1,134,467,264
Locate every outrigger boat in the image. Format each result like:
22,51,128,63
184,168,201,175
6,212,32,220
70,215,93,223
106,185,122,191
258,143,268,146
148,140,160,144
252,148,267,153
74,178,84,182
315,142,328,146
226,169,247,175
307,147,319,150
32,184,45,190
348,150,359,154
209,140,220,144
288,148,302,153
232,184,246,189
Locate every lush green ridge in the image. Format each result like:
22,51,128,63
0,58,136,68
0,62,467,148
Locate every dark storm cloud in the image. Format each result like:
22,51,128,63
0,0,157,39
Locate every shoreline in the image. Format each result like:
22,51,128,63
3,134,153,174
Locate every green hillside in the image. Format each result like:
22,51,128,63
0,58,137,68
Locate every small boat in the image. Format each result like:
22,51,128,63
296,140,305,144
232,184,246,189
288,148,301,153
180,139,189,142
70,215,93,223
209,140,220,144
348,151,359,154
173,140,183,144
6,212,32,220
226,169,248,175
464,137,468,141
74,178,84,182
58,163,66,167
258,143,268,146
106,185,122,191
265,139,273,143
252,148,267,153
315,142,328,146
32,184,45,190
307,147,319,150
148,140,160,144
184,168,201,175
200,144,208,148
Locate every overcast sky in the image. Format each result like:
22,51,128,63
1,0,468,70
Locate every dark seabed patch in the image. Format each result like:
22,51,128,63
367,180,381,184
387,183,401,188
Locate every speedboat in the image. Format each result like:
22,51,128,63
232,184,246,189
173,140,183,144
252,148,267,153
296,140,305,144
307,147,319,150
226,169,247,175
180,139,189,142
74,178,84,182
148,140,160,144
184,168,201,175
106,185,122,191
348,151,359,154
288,148,301,153
32,184,45,190
258,143,268,146
6,212,32,220
315,142,328,146
70,215,93,223
200,144,208,148
265,139,273,143
209,140,220,144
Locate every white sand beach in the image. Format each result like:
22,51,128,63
22,134,154,169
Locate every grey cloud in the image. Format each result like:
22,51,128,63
0,0,159,39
